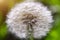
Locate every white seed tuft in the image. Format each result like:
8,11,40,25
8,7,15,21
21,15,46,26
6,2,53,39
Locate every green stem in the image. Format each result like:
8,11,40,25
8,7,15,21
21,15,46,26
26,23,34,40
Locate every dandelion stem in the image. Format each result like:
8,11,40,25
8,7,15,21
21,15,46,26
26,23,34,40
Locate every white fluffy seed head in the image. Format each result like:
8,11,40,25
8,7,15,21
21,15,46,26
6,2,53,39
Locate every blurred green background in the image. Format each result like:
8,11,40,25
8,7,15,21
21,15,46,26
0,0,60,40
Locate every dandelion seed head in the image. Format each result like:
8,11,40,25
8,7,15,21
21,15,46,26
6,2,53,39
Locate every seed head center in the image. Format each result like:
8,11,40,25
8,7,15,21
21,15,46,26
22,13,37,24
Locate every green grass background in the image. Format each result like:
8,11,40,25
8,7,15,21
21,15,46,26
0,0,60,40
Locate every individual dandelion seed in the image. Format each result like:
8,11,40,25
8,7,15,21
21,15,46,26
6,2,53,39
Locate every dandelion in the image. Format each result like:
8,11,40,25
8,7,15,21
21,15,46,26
6,2,53,39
